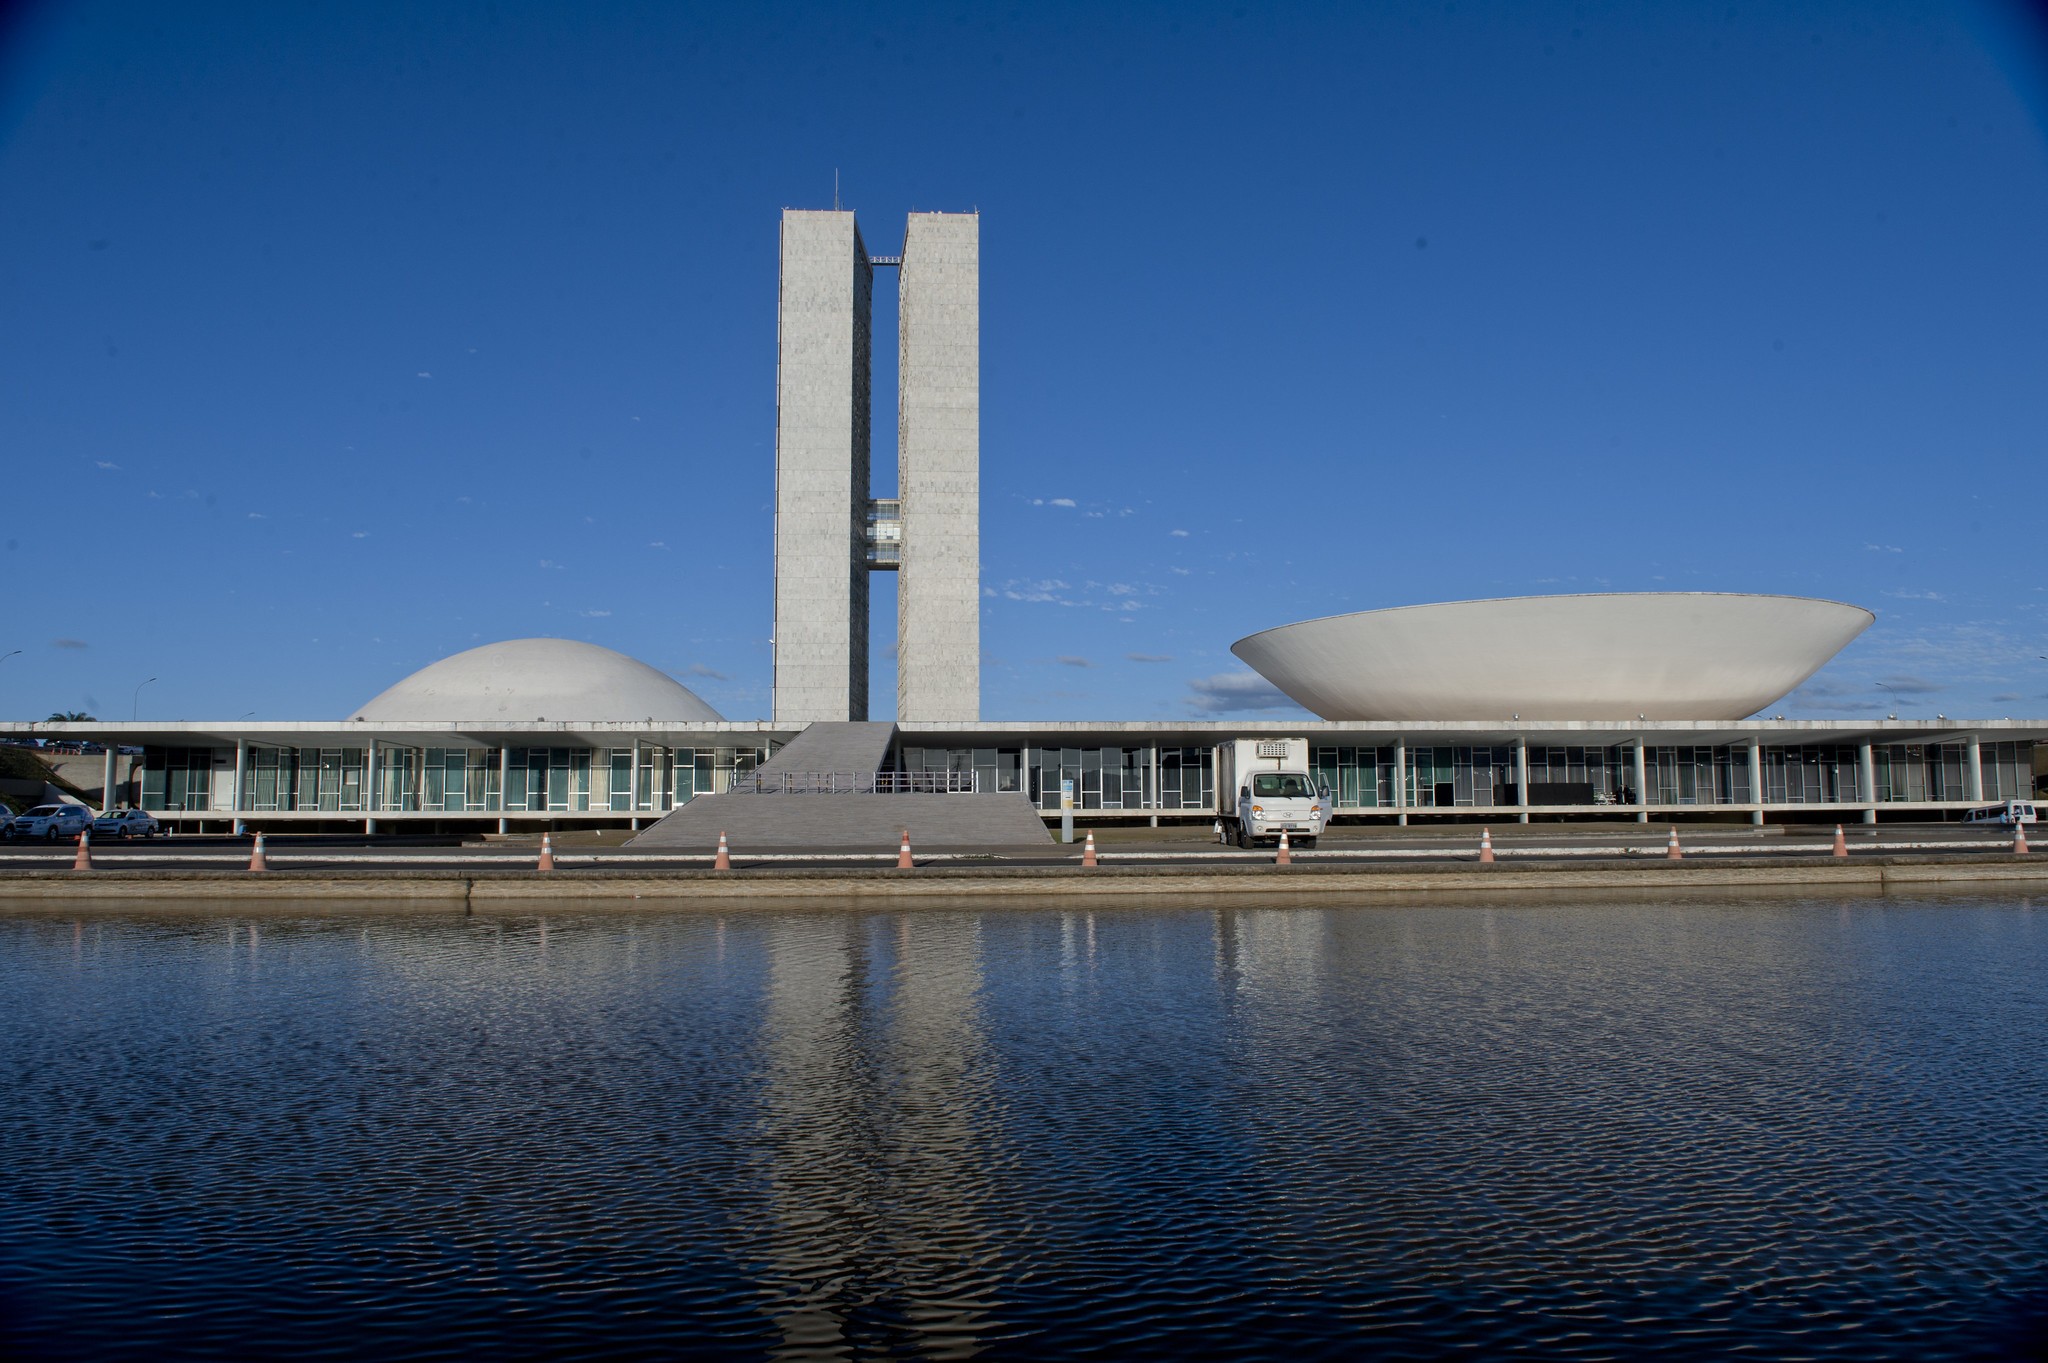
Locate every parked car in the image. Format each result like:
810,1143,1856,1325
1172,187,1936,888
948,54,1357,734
0,807,13,836
7,803,95,841
92,808,163,839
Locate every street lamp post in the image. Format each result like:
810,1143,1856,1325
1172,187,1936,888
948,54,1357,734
133,676,157,721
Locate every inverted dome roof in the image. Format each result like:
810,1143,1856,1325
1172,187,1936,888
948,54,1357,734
352,639,724,723
1232,593,1873,722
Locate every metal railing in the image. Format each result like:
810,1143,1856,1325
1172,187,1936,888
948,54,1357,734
726,770,980,795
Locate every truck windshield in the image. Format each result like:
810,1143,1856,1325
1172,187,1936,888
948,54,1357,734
1251,773,1312,798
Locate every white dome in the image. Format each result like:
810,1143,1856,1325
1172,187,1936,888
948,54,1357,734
352,639,724,722
1232,593,1873,721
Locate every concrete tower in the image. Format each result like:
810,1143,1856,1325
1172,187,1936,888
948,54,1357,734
773,210,873,724
770,206,978,726
896,212,980,723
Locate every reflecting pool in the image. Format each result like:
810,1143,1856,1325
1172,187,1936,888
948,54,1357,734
2,894,2045,1360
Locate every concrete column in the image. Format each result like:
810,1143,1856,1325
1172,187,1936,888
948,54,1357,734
1394,738,1408,826
102,746,118,813
628,741,641,815
1149,744,1160,827
1748,738,1764,826
364,743,379,835
231,739,247,834
1515,738,1530,824
1859,741,1877,824
1965,734,1983,802
497,745,511,834
1633,738,1649,824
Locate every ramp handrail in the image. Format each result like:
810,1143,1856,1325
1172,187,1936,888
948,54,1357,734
727,770,979,795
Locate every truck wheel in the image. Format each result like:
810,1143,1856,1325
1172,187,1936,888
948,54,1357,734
1235,825,1249,850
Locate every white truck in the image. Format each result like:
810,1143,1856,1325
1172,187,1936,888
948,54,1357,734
1217,738,1330,849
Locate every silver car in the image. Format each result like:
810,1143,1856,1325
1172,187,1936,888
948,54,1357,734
8,803,95,841
92,808,163,839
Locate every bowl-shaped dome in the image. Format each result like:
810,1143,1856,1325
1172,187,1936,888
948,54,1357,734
352,639,724,722
1231,594,1873,721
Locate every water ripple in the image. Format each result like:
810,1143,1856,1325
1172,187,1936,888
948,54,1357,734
1,897,2045,1359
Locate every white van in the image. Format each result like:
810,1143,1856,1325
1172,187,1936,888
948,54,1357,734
1963,800,2036,826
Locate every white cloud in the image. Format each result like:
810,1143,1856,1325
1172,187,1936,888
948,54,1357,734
1864,543,1903,553
579,609,611,618
1186,671,1303,715
1056,655,1093,668
1884,589,1943,601
1049,497,1077,508
417,371,432,378
685,663,731,681
94,460,120,471
1170,529,1190,537
351,531,369,539
247,512,266,520
1127,653,1174,663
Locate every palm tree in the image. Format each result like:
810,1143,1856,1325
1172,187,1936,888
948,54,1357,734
47,710,94,721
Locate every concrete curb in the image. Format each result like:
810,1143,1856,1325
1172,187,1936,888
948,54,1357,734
4,855,2048,903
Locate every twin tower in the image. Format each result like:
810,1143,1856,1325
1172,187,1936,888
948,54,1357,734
773,208,979,724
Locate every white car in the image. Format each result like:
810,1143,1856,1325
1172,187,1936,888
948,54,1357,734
7,804,95,841
92,808,164,839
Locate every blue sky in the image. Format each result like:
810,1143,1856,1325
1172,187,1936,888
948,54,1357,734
3,0,2046,724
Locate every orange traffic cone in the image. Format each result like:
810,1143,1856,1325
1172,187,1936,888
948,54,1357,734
714,830,731,871
1275,828,1292,866
1832,825,1848,858
1479,827,1495,864
897,829,914,869
1082,830,1098,868
248,831,268,872
1665,827,1683,860
72,830,91,871
2016,823,2030,855
537,832,555,872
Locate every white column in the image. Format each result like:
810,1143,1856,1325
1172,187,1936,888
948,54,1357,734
1394,738,1408,826
232,739,247,834
1149,744,1160,827
498,745,511,834
628,741,640,814
1515,738,1530,825
1748,737,1764,826
1633,738,1649,823
1965,733,1983,803
1859,741,1877,825
364,742,379,834
102,745,118,813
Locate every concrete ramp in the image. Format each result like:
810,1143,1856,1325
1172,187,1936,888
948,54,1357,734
629,721,1051,852
628,791,1052,853
753,721,897,778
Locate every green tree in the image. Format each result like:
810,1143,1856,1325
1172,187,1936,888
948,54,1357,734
47,710,94,721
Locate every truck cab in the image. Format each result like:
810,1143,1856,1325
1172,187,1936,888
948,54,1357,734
1234,768,1327,848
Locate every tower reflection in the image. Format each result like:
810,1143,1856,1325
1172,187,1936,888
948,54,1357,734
754,912,1005,1359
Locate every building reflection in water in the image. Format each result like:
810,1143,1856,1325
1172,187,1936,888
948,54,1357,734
753,912,1005,1360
